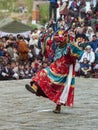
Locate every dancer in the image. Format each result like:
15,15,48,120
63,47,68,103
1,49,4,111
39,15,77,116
25,30,83,113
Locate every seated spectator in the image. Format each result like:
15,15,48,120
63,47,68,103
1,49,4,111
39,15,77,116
3,51,11,64
17,36,29,62
93,48,98,77
95,48,98,63
24,64,32,79
90,15,97,32
0,62,12,80
79,58,92,78
42,61,48,69
18,64,25,79
11,61,19,80
86,27,95,41
0,44,4,57
1,36,8,48
75,27,87,41
89,35,98,52
31,58,42,75
69,0,79,18
79,45,95,64
76,37,89,50
79,37,89,50
6,43,14,60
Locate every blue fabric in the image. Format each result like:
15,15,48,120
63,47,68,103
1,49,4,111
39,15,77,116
80,63,91,69
54,44,68,61
54,43,83,61
70,43,83,60
89,39,98,52
50,0,57,2
95,53,98,62
0,51,3,56
45,67,75,85
45,67,67,84
70,2,75,11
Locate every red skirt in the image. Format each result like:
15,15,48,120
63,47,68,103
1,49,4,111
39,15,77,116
31,55,75,107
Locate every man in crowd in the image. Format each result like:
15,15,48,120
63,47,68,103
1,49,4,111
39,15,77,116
49,0,57,21
89,35,98,52
79,45,95,65
79,58,92,78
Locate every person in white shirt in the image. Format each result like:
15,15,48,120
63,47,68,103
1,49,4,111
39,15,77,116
79,45,95,64
29,28,39,47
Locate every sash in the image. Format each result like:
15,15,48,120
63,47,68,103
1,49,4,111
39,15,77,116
60,64,73,104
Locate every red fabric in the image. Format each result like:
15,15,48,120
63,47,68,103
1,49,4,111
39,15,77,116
66,87,74,106
31,55,76,106
56,3,59,8
44,39,53,59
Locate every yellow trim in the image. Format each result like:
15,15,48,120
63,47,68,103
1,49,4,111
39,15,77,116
31,84,38,92
70,85,74,88
70,53,79,57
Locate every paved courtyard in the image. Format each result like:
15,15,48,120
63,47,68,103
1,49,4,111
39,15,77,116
0,78,98,130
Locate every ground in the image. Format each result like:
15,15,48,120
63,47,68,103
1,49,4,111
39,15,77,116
0,78,98,130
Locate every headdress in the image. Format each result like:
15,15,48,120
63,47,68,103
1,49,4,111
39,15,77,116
53,30,68,46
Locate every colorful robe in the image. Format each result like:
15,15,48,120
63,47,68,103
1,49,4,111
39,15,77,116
31,43,83,107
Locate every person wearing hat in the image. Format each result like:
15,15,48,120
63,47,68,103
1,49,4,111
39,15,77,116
25,31,83,113
79,45,95,64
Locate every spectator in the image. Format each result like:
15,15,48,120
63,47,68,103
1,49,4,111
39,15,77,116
29,28,39,47
49,0,57,21
79,0,86,18
11,61,19,80
89,35,98,52
79,45,95,64
69,0,79,18
94,1,98,14
0,62,12,80
0,43,4,57
59,0,69,20
6,43,14,60
79,58,92,78
18,64,25,79
24,64,32,79
78,37,89,50
86,27,95,41
17,36,29,62
93,48,98,77
75,27,87,42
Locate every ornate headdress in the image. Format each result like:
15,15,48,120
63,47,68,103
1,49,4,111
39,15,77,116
53,30,69,46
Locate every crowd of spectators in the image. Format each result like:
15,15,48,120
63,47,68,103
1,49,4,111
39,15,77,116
0,0,98,80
